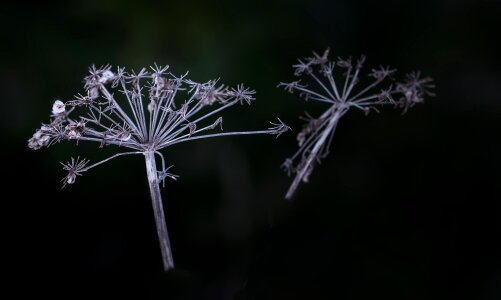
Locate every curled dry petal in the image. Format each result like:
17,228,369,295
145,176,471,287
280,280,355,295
52,100,66,115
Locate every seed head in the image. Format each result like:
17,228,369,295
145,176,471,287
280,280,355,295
52,100,66,115
29,64,288,187
280,49,434,199
60,157,89,187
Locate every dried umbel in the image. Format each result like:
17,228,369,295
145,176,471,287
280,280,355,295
279,49,434,199
29,64,289,271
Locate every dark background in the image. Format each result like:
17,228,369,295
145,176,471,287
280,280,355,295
2,0,501,298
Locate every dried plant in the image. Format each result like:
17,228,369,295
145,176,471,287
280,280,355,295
278,48,434,199
29,64,290,271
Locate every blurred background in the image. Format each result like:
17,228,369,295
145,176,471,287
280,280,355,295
2,0,501,298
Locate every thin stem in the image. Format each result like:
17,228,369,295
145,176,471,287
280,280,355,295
163,129,275,147
81,151,143,172
310,73,338,101
157,99,239,144
153,88,181,138
144,151,175,271
285,109,343,200
346,79,383,102
72,136,139,149
287,107,335,161
120,81,145,138
99,85,141,135
342,67,352,99
325,67,342,100
344,66,361,99
293,86,335,103
191,99,238,125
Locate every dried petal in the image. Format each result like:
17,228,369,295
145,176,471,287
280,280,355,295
52,100,66,115
99,70,115,84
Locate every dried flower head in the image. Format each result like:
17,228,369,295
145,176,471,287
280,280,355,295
60,156,89,187
278,48,434,199
29,63,289,271
52,100,66,115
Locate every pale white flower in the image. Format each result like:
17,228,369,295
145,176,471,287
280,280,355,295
99,70,115,84
28,129,51,150
52,100,65,115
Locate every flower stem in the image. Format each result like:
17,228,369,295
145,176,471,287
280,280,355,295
144,151,175,271
285,108,344,200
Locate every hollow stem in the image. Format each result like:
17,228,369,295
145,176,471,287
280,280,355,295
144,151,175,271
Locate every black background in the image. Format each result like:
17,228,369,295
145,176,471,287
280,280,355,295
2,0,501,298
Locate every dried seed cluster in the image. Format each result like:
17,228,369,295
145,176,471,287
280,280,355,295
279,49,434,198
29,64,289,185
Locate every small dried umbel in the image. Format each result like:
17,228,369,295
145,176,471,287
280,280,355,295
29,64,289,271
278,48,434,199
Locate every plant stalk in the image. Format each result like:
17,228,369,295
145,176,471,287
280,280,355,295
144,151,175,271
285,108,344,199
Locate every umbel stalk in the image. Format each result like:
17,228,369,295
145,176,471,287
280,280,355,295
285,108,344,199
144,151,174,271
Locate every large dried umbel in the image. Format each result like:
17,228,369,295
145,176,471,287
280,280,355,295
278,49,434,199
29,64,290,271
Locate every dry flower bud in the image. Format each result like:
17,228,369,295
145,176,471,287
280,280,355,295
52,100,66,115
148,101,157,112
89,87,99,99
66,173,76,184
99,70,115,84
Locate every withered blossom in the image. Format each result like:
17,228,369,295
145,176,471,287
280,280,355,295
278,48,434,199
29,64,289,271
51,100,66,115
